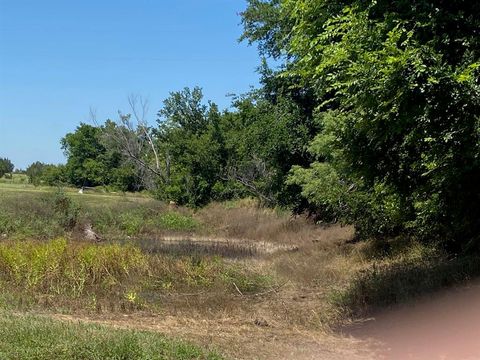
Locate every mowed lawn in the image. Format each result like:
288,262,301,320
0,312,222,360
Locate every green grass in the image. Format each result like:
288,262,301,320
155,212,199,231
0,238,148,295
0,185,198,240
0,312,223,360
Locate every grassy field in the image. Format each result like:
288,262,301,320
2,182,480,358
0,312,222,360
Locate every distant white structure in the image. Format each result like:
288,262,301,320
78,186,84,194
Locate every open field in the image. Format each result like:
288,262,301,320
2,183,480,359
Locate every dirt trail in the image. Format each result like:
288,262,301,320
50,313,371,359
47,280,480,359
343,280,480,359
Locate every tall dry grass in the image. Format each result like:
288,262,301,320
0,237,272,313
195,200,353,246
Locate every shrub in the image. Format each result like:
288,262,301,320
49,189,79,230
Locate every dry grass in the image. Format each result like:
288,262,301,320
3,187,479,359
195,200,349,245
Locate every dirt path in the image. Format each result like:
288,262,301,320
49,313,372,359
40,278,480,360
342,280,480,359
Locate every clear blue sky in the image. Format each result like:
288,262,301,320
0,0,261,169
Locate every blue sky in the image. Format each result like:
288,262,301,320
0,0,261,169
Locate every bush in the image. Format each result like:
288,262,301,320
49,189,79,230
0,190,79,239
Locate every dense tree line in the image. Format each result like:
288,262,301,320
52,83,316,207
38,0,478,251
242,0,480,250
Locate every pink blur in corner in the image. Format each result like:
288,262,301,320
343,280,480,359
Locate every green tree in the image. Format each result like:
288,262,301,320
243,0,480,249
61,123,107,187
26,161,47,186
26,162,66,186
41,164,67,186
156,88,224,206
0,158,14,178
62,123,138,190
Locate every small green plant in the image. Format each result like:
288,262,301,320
119,211,145,236
156,212,199,231
49,189,80,230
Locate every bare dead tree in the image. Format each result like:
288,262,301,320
92,96,170,189
127,95,161,173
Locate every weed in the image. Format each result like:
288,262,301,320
0,239,148,297
155,212,199,231
119,211,145,236
49,188,79,230
221,265,272,294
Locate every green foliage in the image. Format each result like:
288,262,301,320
50,189,80,230
26,162,66,186
119,211,145,236
62,123,106,187
244,0,480,249
156,212,199,231
155,87,225,206
240,0,290,59
61,123,138,191
114,209,199,236
0,313,223,360
0,158,14,178
25,161,45,186
0,190,80,239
